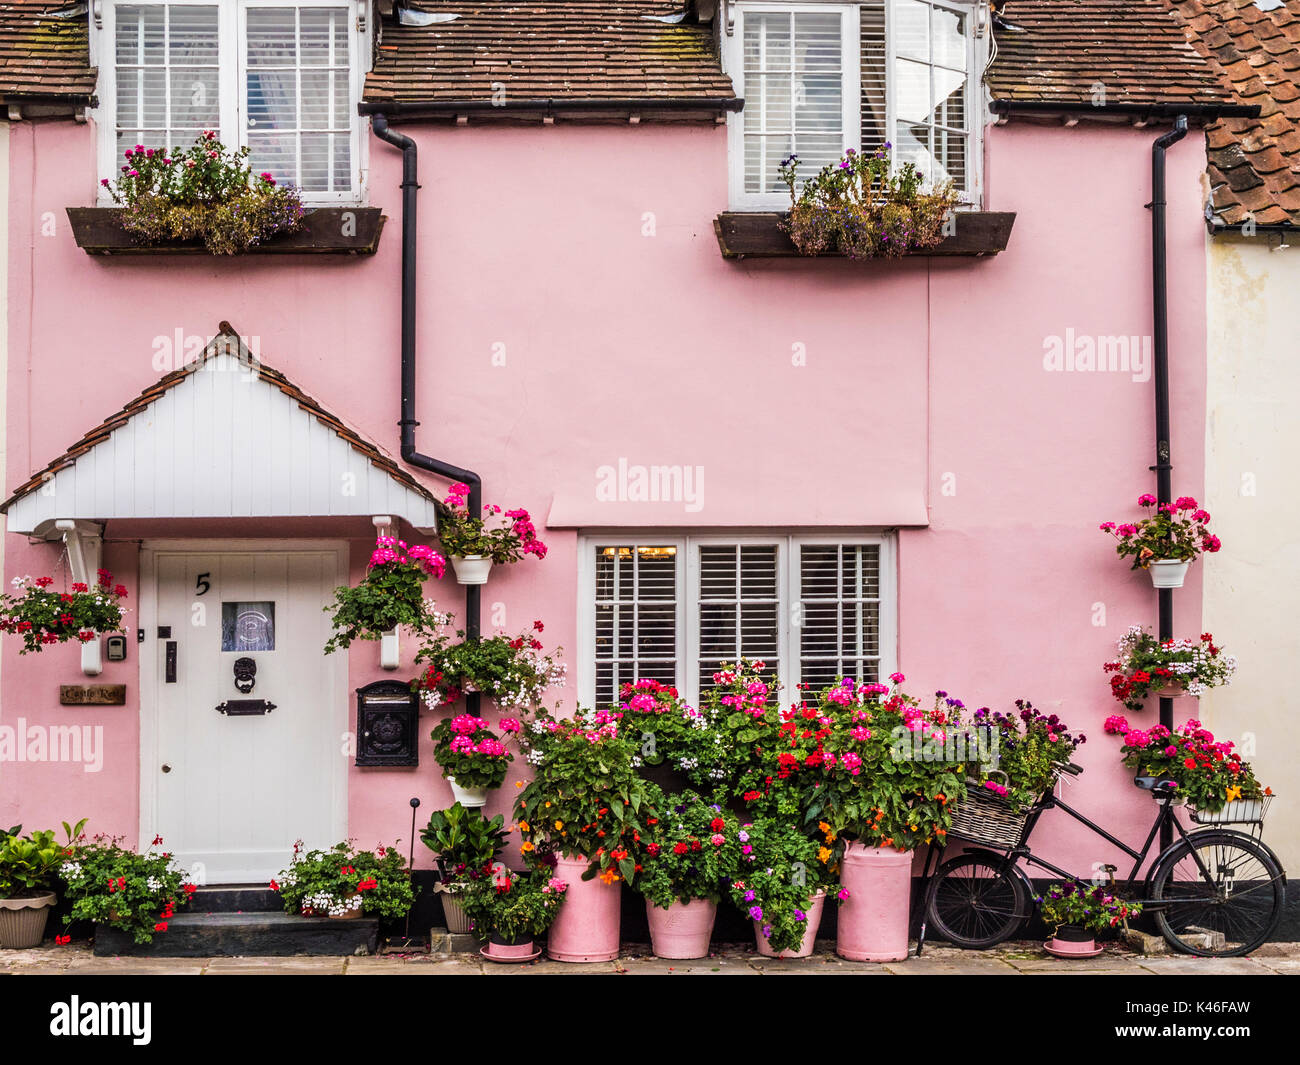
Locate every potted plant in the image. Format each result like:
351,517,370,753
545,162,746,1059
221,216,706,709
1103,627,1237,712
1104,715,1270,818
460,865,567,962
514,707,653,962
102,131,305,254
272,840,416,921
429,714,516,808
323,535,445,659
635,788,739,959
808,674,969,962
730,818,838,959
1101,494,1220,588
438,482,547,585
414,615,565,713
420,804,508,933
0,824,75,948
0,571,128,673
961,701,1086,813
1038,882,1141,957
779,146,960,259
59,832,197,945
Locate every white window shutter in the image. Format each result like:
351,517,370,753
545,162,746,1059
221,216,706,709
697,544,780,695
797,543,882,690
593,545,679,708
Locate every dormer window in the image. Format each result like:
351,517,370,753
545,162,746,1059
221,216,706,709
98,1,365,204
725,0,984,210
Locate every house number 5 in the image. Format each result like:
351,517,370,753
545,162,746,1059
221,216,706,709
195,573,211,596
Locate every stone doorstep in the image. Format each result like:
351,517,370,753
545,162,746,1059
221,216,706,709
93,912,379,958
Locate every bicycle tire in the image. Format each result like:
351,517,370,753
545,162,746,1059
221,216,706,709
924,852,1030,949
1151,830,1286,957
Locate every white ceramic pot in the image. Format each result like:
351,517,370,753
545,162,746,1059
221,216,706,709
451,555,493,586
80,632,102,676
380,628,400,670
448,777,489,808
1148,560,1189,589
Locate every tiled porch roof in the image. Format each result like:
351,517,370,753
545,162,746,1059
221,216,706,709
0,2,95,102
988,0,1235,109
362,1,737,108
1166,0,1300,226
1,324,439,516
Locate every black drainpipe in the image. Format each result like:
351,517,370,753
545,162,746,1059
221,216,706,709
1150,114,1187,849
370,113,482,695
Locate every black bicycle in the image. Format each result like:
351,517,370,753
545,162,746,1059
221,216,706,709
921,764,1287,957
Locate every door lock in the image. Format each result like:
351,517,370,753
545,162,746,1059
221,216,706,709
164,641,177,683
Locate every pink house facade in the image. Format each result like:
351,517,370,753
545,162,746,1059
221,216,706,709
2,1,1286,934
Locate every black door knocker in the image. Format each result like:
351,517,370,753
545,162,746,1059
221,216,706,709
233,656,257,694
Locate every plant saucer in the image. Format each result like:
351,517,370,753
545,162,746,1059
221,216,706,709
1042,940,1105,959
480,946,543,964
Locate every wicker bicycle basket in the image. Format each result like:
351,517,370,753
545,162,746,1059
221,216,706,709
947,786,1029,849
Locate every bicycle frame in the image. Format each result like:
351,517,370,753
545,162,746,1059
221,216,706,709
1010,791,1215,904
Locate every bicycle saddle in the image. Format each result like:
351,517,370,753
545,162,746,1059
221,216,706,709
1133,775,1178,792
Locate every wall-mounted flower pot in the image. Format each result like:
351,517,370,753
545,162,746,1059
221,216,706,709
80,633,102,677
450,555,493,585
1156,682,1188,699
754,890,826,959
447,777,489,809
645,897,716,959
0,894,56,949
836,843,911,962
380,629,400,670
1148,560,1189,588
713,210,1016,260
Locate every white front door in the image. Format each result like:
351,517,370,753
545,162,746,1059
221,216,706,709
145,546,347,883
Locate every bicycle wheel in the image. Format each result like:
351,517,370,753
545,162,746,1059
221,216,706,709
1151,830,1286,957
924,853,1030,949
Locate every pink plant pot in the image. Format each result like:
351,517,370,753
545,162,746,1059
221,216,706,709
645,898,717,959
836,842,912,962
546,855,621,962
754,890,826,959
485,936,537,960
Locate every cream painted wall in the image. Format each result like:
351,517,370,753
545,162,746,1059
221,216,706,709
0,121,8,695
1203,234,1300,873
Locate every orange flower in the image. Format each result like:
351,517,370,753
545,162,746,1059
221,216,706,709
599,868,620,885
520,841,535,853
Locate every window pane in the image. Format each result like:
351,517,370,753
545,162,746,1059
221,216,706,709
894,58,931,124
932,7,967,70
698,544,779,695
894,0,930,62
593,546,678,708
115,5,218,153
245,6,353,195
798,544,881,690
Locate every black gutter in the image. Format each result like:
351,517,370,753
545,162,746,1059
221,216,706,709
359,96,744,117
1150,115,1188,849
370,113,483,669
991,100,1260,120
1208,221,1297,236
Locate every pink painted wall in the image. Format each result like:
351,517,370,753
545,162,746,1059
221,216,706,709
3,115,1208,875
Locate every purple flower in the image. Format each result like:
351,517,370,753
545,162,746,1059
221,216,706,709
748,906,763,921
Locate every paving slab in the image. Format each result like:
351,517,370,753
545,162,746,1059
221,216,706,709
882,957,1020,975
1137,956,1279,975
1009,952,1142,972
615,956,762,975
64,958,209,976
204,956,347,975
346,956,484,975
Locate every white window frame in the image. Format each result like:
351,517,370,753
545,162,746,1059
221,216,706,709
724,0,983,210
726,2,861,211
577,532,898,709
94,0,369,205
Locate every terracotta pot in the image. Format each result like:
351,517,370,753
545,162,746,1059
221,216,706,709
0,894,56,949
645,897,716,960
754,890,826,959
546,855,620,962
836,842,912,962
1155,682,1187,699
451,555,493,585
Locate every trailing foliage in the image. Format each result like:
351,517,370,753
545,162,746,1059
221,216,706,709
438,482,547,564
1103,626,1236,712
964,700,1085,813
1100,494,1220,569
105,132,305,254
1038,882,1141,934
459,866,567,943
415,615,564,711
323,536,446,654
779,146,960,259
728,818,838,954
0,571,128,653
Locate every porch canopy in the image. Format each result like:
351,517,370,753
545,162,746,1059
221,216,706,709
2,324,440,539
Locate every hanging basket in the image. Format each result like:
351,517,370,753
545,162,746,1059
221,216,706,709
1147,559,1189,589
450,556,493,585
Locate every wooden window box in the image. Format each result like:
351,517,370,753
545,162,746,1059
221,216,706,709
66,207,386,256
713,211,1016,260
